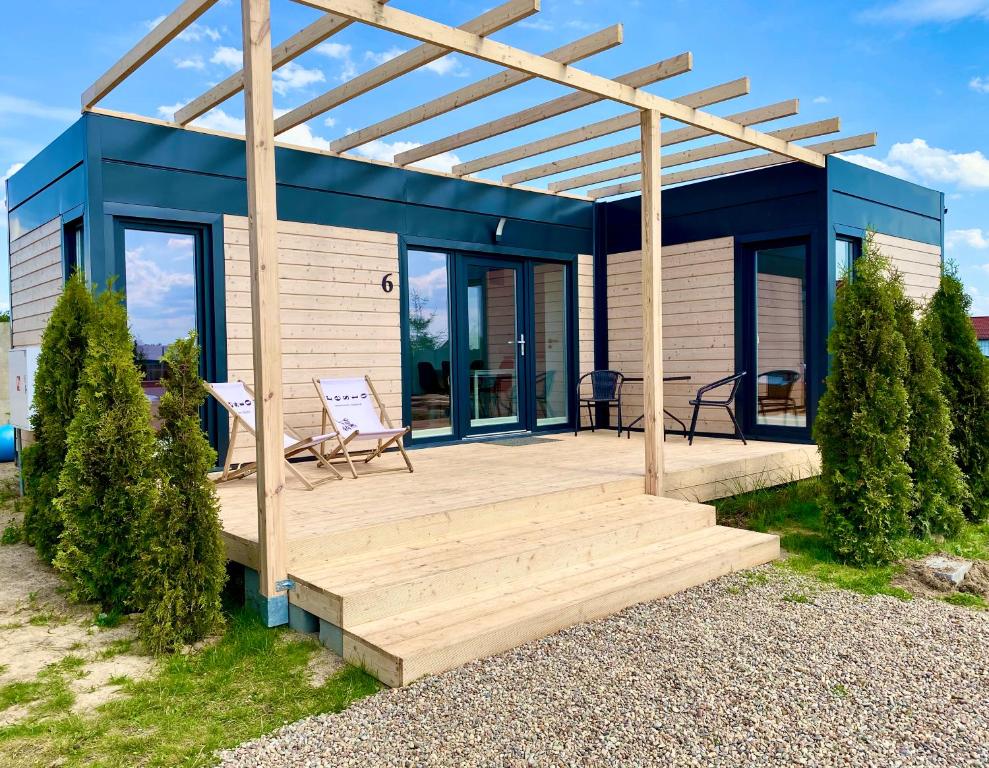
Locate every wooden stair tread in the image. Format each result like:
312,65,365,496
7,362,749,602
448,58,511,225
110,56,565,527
350,526,776,657
291,495,713,593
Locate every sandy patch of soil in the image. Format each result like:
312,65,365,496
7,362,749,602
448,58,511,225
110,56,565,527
0,480,154,722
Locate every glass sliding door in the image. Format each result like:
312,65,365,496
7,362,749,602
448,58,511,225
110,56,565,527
408,250,454,438
754,244,808,428
532,262,568,426
464,260,524,433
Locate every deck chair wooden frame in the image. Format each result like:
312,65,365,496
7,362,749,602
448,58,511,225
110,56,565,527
207,380,343,490
312,375,413,478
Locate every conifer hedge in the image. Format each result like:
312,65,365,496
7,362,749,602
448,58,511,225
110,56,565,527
53,287,159,611
923,267,989,521
813,241,912,565
21,271,95,563
893,280,967,537
136,333,227,652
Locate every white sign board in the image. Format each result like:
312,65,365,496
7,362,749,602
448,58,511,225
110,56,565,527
9,347,41,431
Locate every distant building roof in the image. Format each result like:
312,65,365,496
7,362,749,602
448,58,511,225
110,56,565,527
973,316,989,340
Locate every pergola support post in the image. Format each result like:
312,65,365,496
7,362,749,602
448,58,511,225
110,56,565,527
640,109,664,496
241,0,289,625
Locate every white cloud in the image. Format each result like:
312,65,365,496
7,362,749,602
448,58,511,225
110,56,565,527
423,55,468,77
124,246,195,309
841,139,989,189
813,96,831,104
352,139,462,173
861,0,989,23
967,284,989,314
315,42,357,81
175,56,205,71
519,19,554,31
364,47,406,66
947,228,989,250
970,75,989,93
0,94,77,123
409,267,447,299
146,16,221,42
316,42,352,60
158,103,246,133
210,46,243,70
272,62,325,95
324,116,337,128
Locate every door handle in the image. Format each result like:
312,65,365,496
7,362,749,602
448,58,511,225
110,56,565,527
517,333,526,357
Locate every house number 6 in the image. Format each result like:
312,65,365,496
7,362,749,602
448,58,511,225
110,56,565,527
381,273,394,293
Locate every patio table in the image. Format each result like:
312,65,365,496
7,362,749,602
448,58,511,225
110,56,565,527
623,375,692,438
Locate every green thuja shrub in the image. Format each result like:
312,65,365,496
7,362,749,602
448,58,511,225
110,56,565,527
136,333,227,653
923,266,989,521
54,287,159,611
892,276,967,537
813,238,912,565
21,271,95,562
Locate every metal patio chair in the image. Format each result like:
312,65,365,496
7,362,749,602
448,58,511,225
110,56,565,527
575,370,625,437
687,372,747,445
757,369,800,416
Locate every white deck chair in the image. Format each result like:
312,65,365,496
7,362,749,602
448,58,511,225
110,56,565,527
312,376,413,478
207,381,342,490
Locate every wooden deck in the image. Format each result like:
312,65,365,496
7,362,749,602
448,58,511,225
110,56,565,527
217,433,819,686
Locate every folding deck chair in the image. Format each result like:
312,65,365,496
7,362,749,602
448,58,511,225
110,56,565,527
207,381,342,490
312,375,414,478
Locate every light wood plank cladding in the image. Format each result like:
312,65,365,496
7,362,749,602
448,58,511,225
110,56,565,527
872,232,942,306
9,217,63,348
223,216,401,463
577,253,595,378
607,237,735,434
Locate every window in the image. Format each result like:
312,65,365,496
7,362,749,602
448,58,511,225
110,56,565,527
123,227,199,420
835,236,860,290
64,219,84,278
407,250,453,438
980,339,989,357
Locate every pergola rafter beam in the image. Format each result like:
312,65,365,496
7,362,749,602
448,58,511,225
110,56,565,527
175,1,394,125
273,0,536,136
550,116,841,192
330,24,622,153
395,54,692,167
464,78,748,180
498,80,777,185
585,132,878,199
83,0,220,109
292,0,825,167
495,97,798,182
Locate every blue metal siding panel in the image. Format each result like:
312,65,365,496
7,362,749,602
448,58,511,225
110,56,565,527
6,164,85,241
5,119,85,212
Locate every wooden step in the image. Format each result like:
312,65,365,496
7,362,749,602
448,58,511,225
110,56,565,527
286,477,645,565
342,526,779,687
289,495,715,626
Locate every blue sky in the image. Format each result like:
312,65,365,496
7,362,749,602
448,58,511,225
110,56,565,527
2,0,988,312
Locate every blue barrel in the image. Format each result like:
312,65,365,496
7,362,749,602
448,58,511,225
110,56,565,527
0,425,15,462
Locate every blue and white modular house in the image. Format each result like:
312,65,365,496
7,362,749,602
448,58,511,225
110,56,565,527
6,111,943,451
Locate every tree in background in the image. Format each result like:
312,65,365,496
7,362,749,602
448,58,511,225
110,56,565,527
923,265,989,521
54,287,159,611
813,238,912,565
21,271,95,562
136,333,226,653
893,278,967,537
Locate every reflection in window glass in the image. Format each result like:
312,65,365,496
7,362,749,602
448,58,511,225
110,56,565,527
124,229,198,419
533,262,568,426
756,245,807,428
835,237,858,291
980,339,989,357
408,250,453,437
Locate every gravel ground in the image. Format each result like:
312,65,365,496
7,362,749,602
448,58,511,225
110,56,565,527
218,569,989,768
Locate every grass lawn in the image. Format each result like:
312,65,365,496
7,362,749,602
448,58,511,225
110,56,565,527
0,608,381,768
715,477,989,608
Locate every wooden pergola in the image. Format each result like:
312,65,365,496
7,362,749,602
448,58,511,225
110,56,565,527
80,0,875,608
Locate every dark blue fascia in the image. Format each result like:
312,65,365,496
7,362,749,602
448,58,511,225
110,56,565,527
5,119,86,243
89,112,593,237
827,155,943,247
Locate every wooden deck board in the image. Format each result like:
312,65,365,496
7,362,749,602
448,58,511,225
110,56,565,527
216,433,818,558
